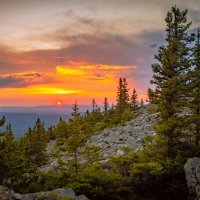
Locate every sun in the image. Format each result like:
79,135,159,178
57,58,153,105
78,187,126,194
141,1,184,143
56,101,62,106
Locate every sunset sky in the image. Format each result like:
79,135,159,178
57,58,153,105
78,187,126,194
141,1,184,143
0,0,200,106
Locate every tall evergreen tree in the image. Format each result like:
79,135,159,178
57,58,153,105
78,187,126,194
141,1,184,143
92,99,96,113
147,88,156,103
116,77,130,115
23,118,48,169
151,6,193,158
130,88,138,111
104,97,109,114
0,123,24,187
140,98,144,107
71,101,80,120
189,28,200,145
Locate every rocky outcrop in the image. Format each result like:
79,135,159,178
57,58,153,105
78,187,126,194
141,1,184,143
184,157,200,200
88,108,158,159
0,186,88,200
40,107,158,170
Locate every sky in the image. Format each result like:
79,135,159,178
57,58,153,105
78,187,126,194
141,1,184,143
0,0,200,106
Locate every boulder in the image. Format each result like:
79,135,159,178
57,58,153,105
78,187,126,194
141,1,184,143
75,195,89,200
12,193,23,200
0,185,15,200
184,157,200,200
50,188,75,198
21,193,38,200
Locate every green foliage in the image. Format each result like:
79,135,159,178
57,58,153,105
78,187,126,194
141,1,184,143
37,192,73,200
130,88,138,111
22,118,48,170
121,107,134,124
116,78,131,117
0,123,25,188
109,148,138,177
69,162,126,200
151,6,193,158
188,28,200,146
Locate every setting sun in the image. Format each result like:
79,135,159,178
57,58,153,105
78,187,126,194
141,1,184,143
56,101,62,106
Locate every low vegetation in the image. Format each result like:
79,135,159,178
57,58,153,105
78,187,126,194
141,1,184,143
0,5,200,200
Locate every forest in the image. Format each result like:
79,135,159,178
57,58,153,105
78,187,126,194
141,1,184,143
0,6,200,200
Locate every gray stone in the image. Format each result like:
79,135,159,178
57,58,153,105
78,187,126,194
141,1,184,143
41,106,158,168
75,195,89,200
13,193,23,200
184,157,200,199
51,188,75,197
21,193,38,200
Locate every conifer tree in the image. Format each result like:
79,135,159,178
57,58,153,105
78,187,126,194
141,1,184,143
0,123,24,187
92,99,96,113
189,28,200,145
130,88,138,111
23,118,48,169
0,116,5,127
71,101,80,120
104,97,109,114
116,77,130,115
147,88,155,103
151,6,193,157
140,99,144,107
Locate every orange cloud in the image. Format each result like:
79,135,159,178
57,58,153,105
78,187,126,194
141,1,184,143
25,87,82,95
80,64,138,70
56,66,86,75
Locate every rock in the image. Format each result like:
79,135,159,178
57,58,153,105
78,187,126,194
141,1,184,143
50,188,75,198
12,193,23,200
0,193,9,200
0,186,88,200
116,149,125,156
0,185,15,200
41,106,158,170
184,157,200,200
21,193,38,200
75,195,89,200
86,108,158,159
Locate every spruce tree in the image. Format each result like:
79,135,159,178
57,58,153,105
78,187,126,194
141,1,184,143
92,99,96,113
116,77,130,115
104,97,109,114
140,99,144,108
147,88,156,103
71,101,80,120
131,88,138,111
151,6,193,158
189,28,200,145
23,118,48,169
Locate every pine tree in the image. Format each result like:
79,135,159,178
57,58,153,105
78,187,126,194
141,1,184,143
0,116,5,127
130,88,138,111
23,118,48,169
147,88,155,103
92,99,96,113
104,97,109,114
189,28,200,145
71,101,80,120
140,99,144,107
0,123,24,187
122,78,130,104
116,77,130,115
151,6,193,158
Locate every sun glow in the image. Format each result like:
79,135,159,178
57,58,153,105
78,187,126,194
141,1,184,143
56,101,62,106
24,87,81,95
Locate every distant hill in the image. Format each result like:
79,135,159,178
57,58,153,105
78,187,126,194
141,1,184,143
0,105,92,137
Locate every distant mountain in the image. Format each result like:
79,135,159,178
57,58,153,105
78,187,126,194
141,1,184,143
0,105,92,137
0,105,92,115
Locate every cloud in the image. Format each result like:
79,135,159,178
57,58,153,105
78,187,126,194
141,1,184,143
0,72,58,88
191,11,200,22
149,43,158,48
